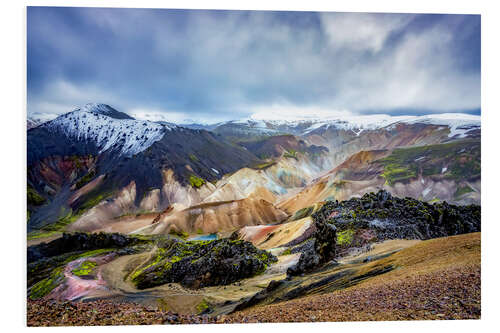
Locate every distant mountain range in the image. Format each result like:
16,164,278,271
27,103,481,237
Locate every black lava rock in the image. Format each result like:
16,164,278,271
27,232,143,263
312,190,481,241
287,213,337,276
131,238,277,289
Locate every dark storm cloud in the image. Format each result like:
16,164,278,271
27,7,480,123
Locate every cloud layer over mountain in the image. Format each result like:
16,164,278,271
28,8,480,123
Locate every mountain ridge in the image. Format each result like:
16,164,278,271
26,103,481,238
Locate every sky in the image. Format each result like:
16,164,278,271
27,7,481,124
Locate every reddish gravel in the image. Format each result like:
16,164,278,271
27,299,218,326
224,265,480,323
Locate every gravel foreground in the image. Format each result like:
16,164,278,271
27,233,481,326
27,299,219,326
27,265,480,326
224,265,480,323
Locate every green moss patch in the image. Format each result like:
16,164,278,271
168,229,189,239
455,185,474,198
29,267,64,300
75,169,96,189
284,149,298,160
27,185,46,206
290,206,314,221
337,229,355,247
36,190,112,234
196,299,211,314
381,165,417,186
27,230,61,241
251,161,277,170
69,155,83,169
189,175,206,188
38,211,81,233
77,191,112,213
377,140,480,186
71,260,97,277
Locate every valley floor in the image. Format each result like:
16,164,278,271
26,232,480,326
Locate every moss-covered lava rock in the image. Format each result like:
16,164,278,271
131,238,277,289
27,232,147,263
312,190,480,243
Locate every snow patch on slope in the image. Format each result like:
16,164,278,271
396,113,481,138
78,103,117,115
44,105,175,156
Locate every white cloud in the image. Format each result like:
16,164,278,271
249,104,353,121
325,21,480,112
27,79,123,117
129,108,231,124
129,108,189,123
320,13,414,53
28,10,480,121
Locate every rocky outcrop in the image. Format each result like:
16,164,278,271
286,214,337,276
286,189,480,275
131,238,277,289
313,190,480,245
27,232,143,263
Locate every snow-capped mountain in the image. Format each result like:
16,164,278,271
40,103,176,156
27,103,481,236
210,112,481,139
27,103,263,231
389,114,481,139
76,103,135,120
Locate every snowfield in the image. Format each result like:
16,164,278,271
43,104,176,156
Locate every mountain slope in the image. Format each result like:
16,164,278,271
27,104,264,232
278,139,481,214
27,106,481,237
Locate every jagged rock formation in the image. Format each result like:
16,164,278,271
27,232,144,263
131,238,277,289
284,189,480,275
286,215,337,276
313,190,480,251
